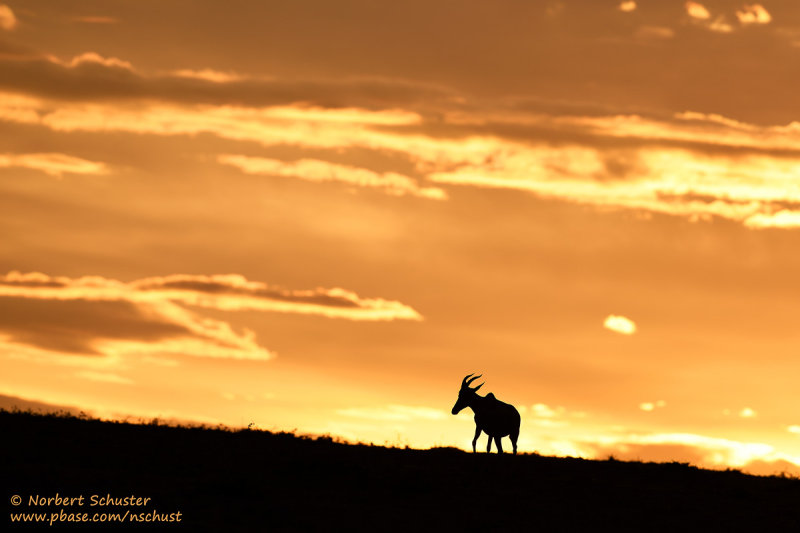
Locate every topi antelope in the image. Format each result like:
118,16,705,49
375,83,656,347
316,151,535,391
451,373,520,454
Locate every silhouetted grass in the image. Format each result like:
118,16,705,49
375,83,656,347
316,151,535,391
3,409,800,531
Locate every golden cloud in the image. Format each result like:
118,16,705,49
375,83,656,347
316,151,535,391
0,4,16,30
736,4,771,25
0,271,422,362
580,432,800,474
0,271,423,321
685,1,711,20
218,154,446,199
0,152,108,177
4,80,800,228
71,16,119,25
604,315,637,335
640,400,666,412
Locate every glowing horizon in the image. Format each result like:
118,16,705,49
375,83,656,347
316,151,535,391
3,0,800,478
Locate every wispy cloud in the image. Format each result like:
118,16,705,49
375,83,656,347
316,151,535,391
1,271,422,322
618,1,636,13
519,403,585,428
708,16,734,33
0,271,421,361
75,371,134,385
219,155,446,200
0,153,108,177
71,16,119,25
0,49,453,110
4,49,800,228
0,4,16,30
170,68,244,83
529,403,565,418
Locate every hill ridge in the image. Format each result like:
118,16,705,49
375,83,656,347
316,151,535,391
3,410,800,531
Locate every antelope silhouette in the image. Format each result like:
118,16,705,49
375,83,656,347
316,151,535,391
451,373,520,454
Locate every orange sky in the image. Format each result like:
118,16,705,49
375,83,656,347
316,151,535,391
3,0,800,476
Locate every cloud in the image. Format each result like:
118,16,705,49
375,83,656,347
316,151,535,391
685,2,711,20
519,403,587,428
1,271,422,321
736,4,771,25
618,1,636,13
0,294,271,361
61,52,134,70
640,400,665,412
579,432,800,475
739,407,757,418
529,403,565,418
75,371,134,385
218,155,446,200
604,315,637,335
0,271,422,361
0,5,16,30
6,54,800,229
788,426,800,435
708,17,734,33
0,49,455,110
171,68,244,83
745,210,800,229
8,87,800,229
0,153,108,177
72,16,119,25
127,274,422,321
337,404,447,421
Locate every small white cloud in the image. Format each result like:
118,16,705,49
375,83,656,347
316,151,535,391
708,16,734,33
604,315,637,335
740,407,757,418
0,4,17,30
788,425,800,435
640,400,666,412
619,1,637,13
686,1,711,20
737,4,771,25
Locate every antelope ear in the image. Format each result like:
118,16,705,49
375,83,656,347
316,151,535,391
473,382,484,392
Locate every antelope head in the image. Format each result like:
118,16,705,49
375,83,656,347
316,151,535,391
451,373,484,415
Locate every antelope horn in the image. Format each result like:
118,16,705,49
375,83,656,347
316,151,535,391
472,382,484,392
465,374,482,387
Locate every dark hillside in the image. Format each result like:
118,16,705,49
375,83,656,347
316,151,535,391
3,410,800,531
